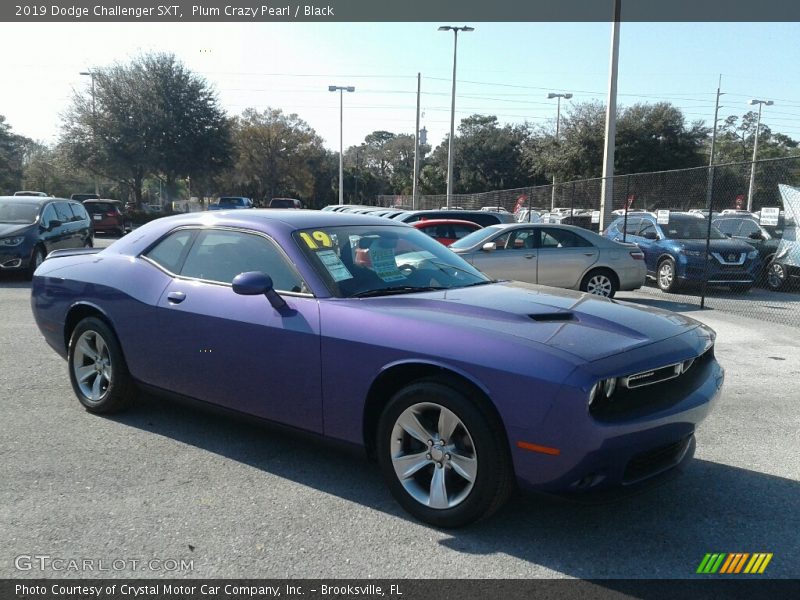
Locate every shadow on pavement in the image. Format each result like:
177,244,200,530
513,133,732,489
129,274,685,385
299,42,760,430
110,393,800,579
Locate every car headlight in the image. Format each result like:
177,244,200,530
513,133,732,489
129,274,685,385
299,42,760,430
589,377,617,407
0,236,24,247
747,249,759,260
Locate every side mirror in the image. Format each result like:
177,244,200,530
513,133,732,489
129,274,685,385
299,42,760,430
46,219,63,230
749,232,764,240
232,271,287,310
724,233,732,238
482,242,497,252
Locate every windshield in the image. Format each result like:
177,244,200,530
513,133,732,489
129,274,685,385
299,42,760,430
661,217,726,240
449,225,504,250
218,197,243,207
0,201,39,224
294,224,490,298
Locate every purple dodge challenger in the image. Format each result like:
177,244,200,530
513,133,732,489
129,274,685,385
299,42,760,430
31,210,723,527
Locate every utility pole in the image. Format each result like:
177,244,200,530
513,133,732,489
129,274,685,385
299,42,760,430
599,0,621,230
80,70,99,196
701,75,723,309
329,85,355,205
548,92,573,211
439,25,474,209
412,72,421,211
747,98,774,212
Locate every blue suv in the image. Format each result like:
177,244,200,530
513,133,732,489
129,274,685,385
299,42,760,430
604,213,760,293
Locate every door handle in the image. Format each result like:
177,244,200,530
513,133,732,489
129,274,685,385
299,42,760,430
584,253,596,256
524,254,535,259
167,291,186,304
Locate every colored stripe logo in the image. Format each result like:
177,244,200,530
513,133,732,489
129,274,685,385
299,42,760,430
697,553,773,574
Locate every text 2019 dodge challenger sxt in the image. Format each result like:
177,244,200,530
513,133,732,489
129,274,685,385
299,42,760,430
31,210,723,527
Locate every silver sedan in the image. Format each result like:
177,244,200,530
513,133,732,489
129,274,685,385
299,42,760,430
449,223,647,297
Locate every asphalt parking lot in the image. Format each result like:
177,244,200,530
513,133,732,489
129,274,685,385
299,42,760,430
2,235,799,579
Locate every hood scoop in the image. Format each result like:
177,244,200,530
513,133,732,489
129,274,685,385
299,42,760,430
529,312,576,322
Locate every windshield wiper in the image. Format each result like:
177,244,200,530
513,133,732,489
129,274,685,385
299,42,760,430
351,286,447,298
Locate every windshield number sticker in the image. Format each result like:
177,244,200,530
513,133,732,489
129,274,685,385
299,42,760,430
300,231,333,249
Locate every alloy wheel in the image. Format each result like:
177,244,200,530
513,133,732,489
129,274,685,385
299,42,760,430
586,274,613,297
659,262,674,290
390,402,477,510
72,330,113,403
767,262,786,290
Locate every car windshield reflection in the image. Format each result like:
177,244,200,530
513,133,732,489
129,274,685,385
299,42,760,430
293,225,490,298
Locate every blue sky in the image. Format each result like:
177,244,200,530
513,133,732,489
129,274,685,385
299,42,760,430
3,21,800,151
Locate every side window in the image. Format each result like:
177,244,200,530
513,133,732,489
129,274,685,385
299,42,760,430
452,224,478,239
143,230,196,274
68,202,89,222
737,220,760,237
180,229,305,292
53,202,73,224
506,228,537,250
539,228,592,248
638,220,657,238
40,204,57,228
622,218,642,235
713,219,737,236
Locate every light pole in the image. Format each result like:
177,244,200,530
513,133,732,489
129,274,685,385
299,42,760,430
746,98,773,212
80,70,99,196
329,85,355,205
547,92,572,210
439,25,474,209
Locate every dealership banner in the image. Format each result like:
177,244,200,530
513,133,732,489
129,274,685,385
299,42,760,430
4,580,800,600
4,0,800,22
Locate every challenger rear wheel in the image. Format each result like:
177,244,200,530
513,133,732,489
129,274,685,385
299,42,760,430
68,317,135,413
376,378,514,527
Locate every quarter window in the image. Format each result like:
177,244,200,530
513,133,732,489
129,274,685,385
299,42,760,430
143,230,196,274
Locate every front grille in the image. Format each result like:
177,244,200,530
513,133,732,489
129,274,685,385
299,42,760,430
624,436,692,484
590,346,714,421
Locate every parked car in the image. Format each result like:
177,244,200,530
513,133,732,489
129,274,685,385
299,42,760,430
394,210,515,227
0,196,92,278
604,213,761,293
83,199,129,237
269,197,304,209
70,193,100,202
209,196,253,210
14,191,49,197
449,223,645,298
412,219,482,246
712,216,780,284
515,209,544,223
30,210,722,527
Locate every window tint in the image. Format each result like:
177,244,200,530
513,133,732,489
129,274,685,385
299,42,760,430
85,202,119,214
638,220,657,238
180,229,305,292
68,202,89,222
144,230,196,274
539,228,592,249
53,202,73,223
40,204,57,227
713,219,739,235
622,217,641,235
737,220,761,237
505,228,537,249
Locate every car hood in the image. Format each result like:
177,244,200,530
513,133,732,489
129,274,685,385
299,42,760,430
350,281,701,362
0,223,33,237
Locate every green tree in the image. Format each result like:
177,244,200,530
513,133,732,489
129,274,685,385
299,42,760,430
0,116,30,194
224,108,326,204
60,53,232,206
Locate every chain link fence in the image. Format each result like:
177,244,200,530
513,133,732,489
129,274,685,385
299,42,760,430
376,156,800,327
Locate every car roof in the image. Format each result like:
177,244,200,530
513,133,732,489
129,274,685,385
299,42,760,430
413,219,483,227
0,195,55,205
160,208,409,229
83,198,122,203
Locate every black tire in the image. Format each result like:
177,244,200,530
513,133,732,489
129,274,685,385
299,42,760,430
376,378,514,528
580,269,618,298
67,317,135,414
26,245,45,280
657,258,680,293
766,261,787,292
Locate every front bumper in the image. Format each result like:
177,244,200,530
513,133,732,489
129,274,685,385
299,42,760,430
509,328,723,494
676,254,760,285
